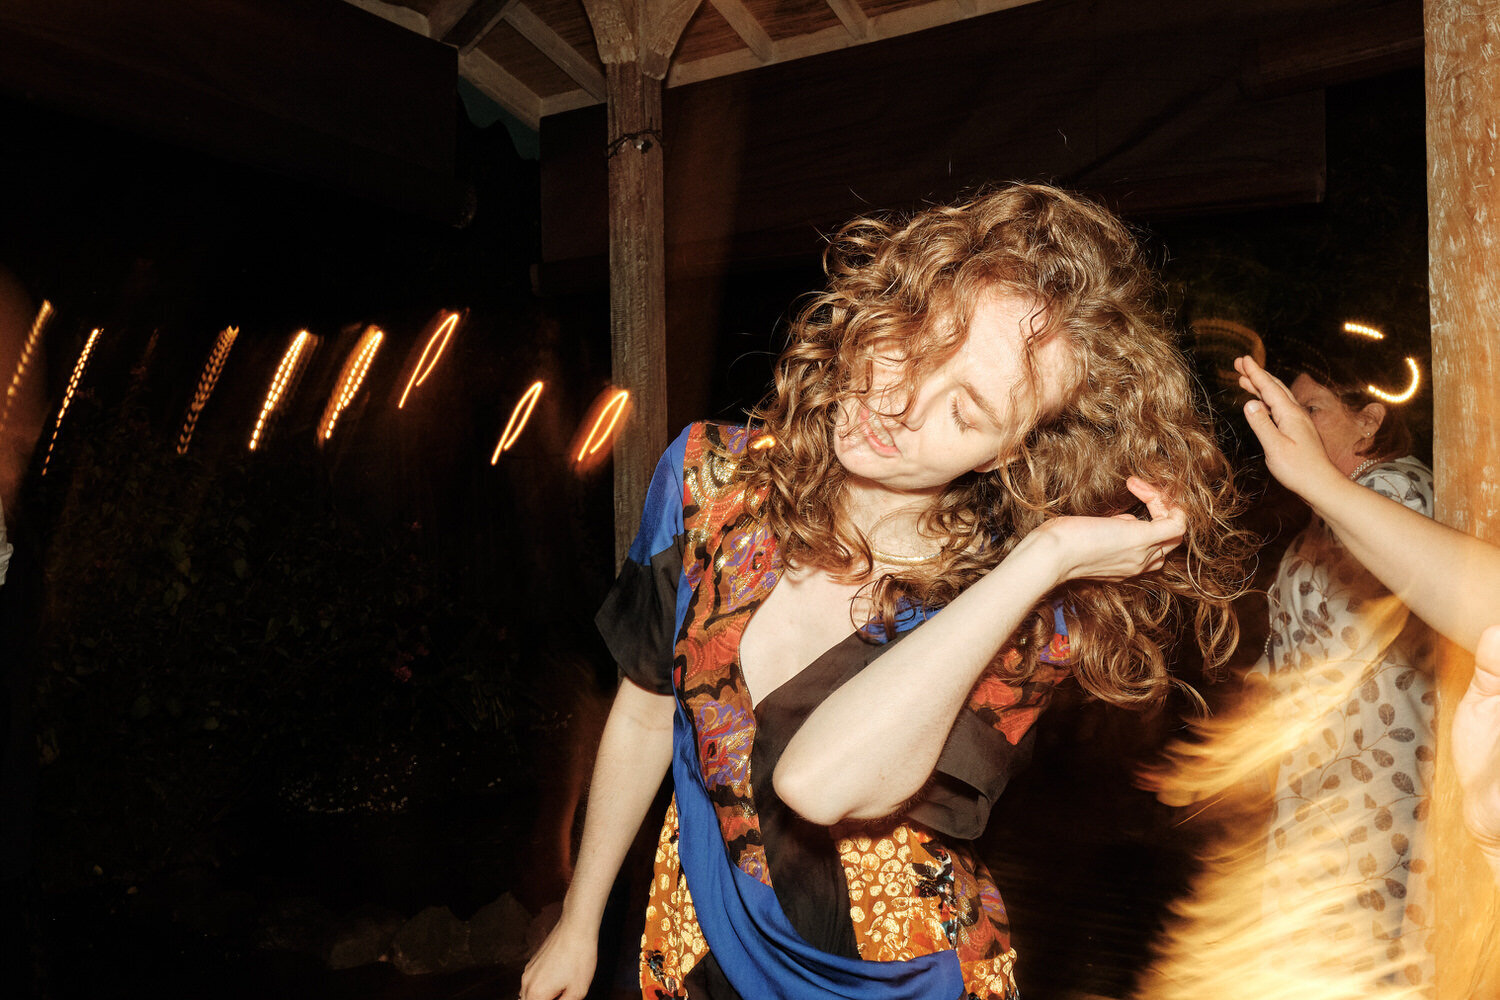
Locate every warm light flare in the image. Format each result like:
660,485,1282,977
397,310,462,409
573,388,630,467
318,327,384,443
0,299,53,438
40,325,103,477
1366,357,1421,404
249,330,313,451
177,326,240,455
750,435,776,450
1341,320,1385,340
490,380,544,464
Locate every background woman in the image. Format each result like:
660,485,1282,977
1242,344,1436,985
522,184,1251,1000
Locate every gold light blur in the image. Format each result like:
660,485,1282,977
397,310,461,409
573,387,630,467
1341,320,1385,340
0,299,53,438
40,325,103,477
1366,357,1421,404
750,435,776,450
177,326,240,455
490,380,544,464
249,330,312,451
317,326,384,443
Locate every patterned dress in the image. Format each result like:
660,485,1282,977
597,423,1070,1000
1255,456,1436,988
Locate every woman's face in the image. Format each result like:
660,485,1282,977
1289,374,1382,475
832,290,1075,504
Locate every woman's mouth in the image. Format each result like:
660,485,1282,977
858,405,901,456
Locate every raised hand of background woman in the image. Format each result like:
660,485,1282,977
1234,354,1346,500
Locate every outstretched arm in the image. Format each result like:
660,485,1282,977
521,678,675,1000
775,479,1186,826
1236,355,1500,654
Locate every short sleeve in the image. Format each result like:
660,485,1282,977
905,609,1071,839
1360,460,1433,518
594,426,694,694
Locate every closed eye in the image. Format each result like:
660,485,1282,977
950,397,974,432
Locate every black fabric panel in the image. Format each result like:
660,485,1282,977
907,716,1037,841
595,541,685,695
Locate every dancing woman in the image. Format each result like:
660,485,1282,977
523,183,1251,1000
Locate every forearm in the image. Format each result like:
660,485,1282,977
558,678,675,929
1302,472,1500,655
774,538,1060,825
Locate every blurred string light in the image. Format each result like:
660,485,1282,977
397,310,463,409
177,325,240,455
573,387,630,467
317,326,384,444
1341,320,1385,340
249,330,313,451
40,326,103,477
1367,357,1421,404
490,380,544,464
0,299,53,438
750,435,776,450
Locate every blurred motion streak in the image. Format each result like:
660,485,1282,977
572,387,630,468
318,326,384,443
177,325,240,455
1138,626,1433,1000
1367,357,1421,405
490,380,544,463
1342,321,1385,340
397,310,462,409
750,435,776,450
0,299,52,438
249,330,312,451
40,325,102,477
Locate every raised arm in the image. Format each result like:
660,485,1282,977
1235,355,1500,653
521,678,674,1000
774,480,1185,826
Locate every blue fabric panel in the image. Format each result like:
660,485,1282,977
671,702,965,999
627,425,693,567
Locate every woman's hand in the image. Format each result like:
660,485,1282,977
1233,355,1345,499
1028,476,1188,586
1454,625,1500,877
520,912,598,1000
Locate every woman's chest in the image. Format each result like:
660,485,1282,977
737,569,867,710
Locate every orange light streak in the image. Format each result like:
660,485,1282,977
575,388,630,463
1366,356,1421,404
490,380,545,464
1341,320,1385,340
40,325,103,477
397,310,461,409
318,326,384,443
0,299,53,438
177,326,240,455
249,330,312,451
750,435,776,450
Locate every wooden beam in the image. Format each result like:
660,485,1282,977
955,0,978,14
603,61,668,563
578,0,638,64
458,48,542,129
1425,1,1500,994
504,2,607,102
641,0,706,78
428,0,481,39
825,0,870,39
708,0,775,63
446,0,518,51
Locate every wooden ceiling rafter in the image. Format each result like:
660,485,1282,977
342,0,1047,130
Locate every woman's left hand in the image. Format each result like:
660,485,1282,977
1030,476,1188,585
1234,355,1346,500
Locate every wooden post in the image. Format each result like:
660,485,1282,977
605,61,668,563
580,0,702,563
1424,2,1500,997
